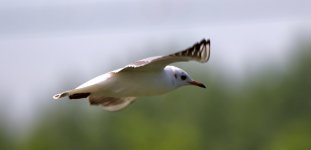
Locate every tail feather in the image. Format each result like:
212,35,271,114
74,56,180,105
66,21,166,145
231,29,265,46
53,91,69,100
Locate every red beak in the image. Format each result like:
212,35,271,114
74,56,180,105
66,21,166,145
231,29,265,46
189,80,206,88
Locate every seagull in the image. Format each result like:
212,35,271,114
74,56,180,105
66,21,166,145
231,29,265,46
53,39,211,111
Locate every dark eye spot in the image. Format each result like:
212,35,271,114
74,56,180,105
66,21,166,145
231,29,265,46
174,74,178,79
181,75,187,80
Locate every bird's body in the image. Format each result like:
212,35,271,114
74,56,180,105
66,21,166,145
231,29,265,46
72,66,176,97
53,39,211,111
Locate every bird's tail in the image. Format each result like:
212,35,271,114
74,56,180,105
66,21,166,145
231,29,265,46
53,90,91,100
53,91,69,100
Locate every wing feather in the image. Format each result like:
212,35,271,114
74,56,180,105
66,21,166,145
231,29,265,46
117,39,210,72
89,96,136,111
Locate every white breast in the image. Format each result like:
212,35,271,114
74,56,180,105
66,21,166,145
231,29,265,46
73,67,176,97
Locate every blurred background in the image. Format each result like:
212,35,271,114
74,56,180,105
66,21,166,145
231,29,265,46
1,0,311,149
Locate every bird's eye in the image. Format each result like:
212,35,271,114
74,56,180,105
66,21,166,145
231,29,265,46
181,75,187,80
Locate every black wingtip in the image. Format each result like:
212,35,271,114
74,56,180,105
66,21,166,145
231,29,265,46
69,93,91,99
200,38,210,45
201,38,211,62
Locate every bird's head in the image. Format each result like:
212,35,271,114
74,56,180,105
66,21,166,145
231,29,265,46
169,66,206,88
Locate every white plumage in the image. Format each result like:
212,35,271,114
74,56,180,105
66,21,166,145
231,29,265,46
53,39,210,111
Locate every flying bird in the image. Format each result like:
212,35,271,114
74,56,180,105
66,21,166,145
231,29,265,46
53,39,211,111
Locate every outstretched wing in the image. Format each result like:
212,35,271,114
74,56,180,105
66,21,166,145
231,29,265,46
117,39,210,72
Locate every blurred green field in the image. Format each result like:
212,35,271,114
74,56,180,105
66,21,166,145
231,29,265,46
1,44,311,150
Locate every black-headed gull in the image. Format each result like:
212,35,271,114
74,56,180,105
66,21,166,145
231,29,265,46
53,39,211,111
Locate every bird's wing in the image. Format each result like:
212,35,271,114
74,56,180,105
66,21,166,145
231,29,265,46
89,96,136,111
116,39,210,73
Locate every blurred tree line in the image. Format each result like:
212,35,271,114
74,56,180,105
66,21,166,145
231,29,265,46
1,45,311,150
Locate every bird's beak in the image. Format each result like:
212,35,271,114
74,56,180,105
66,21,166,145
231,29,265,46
189,80,206,88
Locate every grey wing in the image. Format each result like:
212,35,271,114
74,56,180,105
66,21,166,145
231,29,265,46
117,39,210,72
